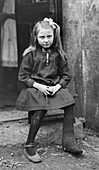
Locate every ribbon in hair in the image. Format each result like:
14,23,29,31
43,18,60,32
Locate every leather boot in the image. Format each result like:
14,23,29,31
25,110,47,163
62,105,83,155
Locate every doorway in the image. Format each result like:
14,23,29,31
15,0,62,66
0,0,62,109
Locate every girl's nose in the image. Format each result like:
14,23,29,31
44,37,48,42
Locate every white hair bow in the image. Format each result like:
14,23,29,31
43,18,60,31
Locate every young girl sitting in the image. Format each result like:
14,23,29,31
16,18,83,163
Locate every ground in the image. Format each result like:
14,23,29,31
1,114,99,170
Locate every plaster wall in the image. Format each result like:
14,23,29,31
62,0,99,129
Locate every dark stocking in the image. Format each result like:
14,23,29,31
63,104,75,138
26,110,47,156
62,104,83,154
28,110,35,124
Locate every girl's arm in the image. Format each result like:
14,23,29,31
18,52,35,87
58,56,71,88
18,52,51,95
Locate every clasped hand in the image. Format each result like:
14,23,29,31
33,82,61,96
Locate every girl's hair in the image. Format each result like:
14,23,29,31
24,18,66,60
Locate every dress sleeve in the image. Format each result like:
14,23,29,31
18,52,35,87
58,56,71,88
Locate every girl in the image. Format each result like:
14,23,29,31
16,18,83,163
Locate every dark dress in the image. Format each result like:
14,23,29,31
16,48,75,111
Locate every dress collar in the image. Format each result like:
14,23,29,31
42,48,51,54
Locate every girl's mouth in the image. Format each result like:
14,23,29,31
43,44,50,47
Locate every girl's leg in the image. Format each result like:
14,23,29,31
28,110,35,124
26,110,47,145
25,110,47,162
62,104,83,155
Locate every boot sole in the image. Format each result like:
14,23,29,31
63,147,83,155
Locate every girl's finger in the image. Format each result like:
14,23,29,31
44,92,47,95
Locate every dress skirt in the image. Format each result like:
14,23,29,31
16,87,75,111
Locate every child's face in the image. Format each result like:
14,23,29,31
37,27,54,49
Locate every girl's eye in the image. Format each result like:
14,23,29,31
38,35,52,39
39,36,45,39
47,35,52,38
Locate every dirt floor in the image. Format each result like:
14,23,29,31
0,119,99,170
